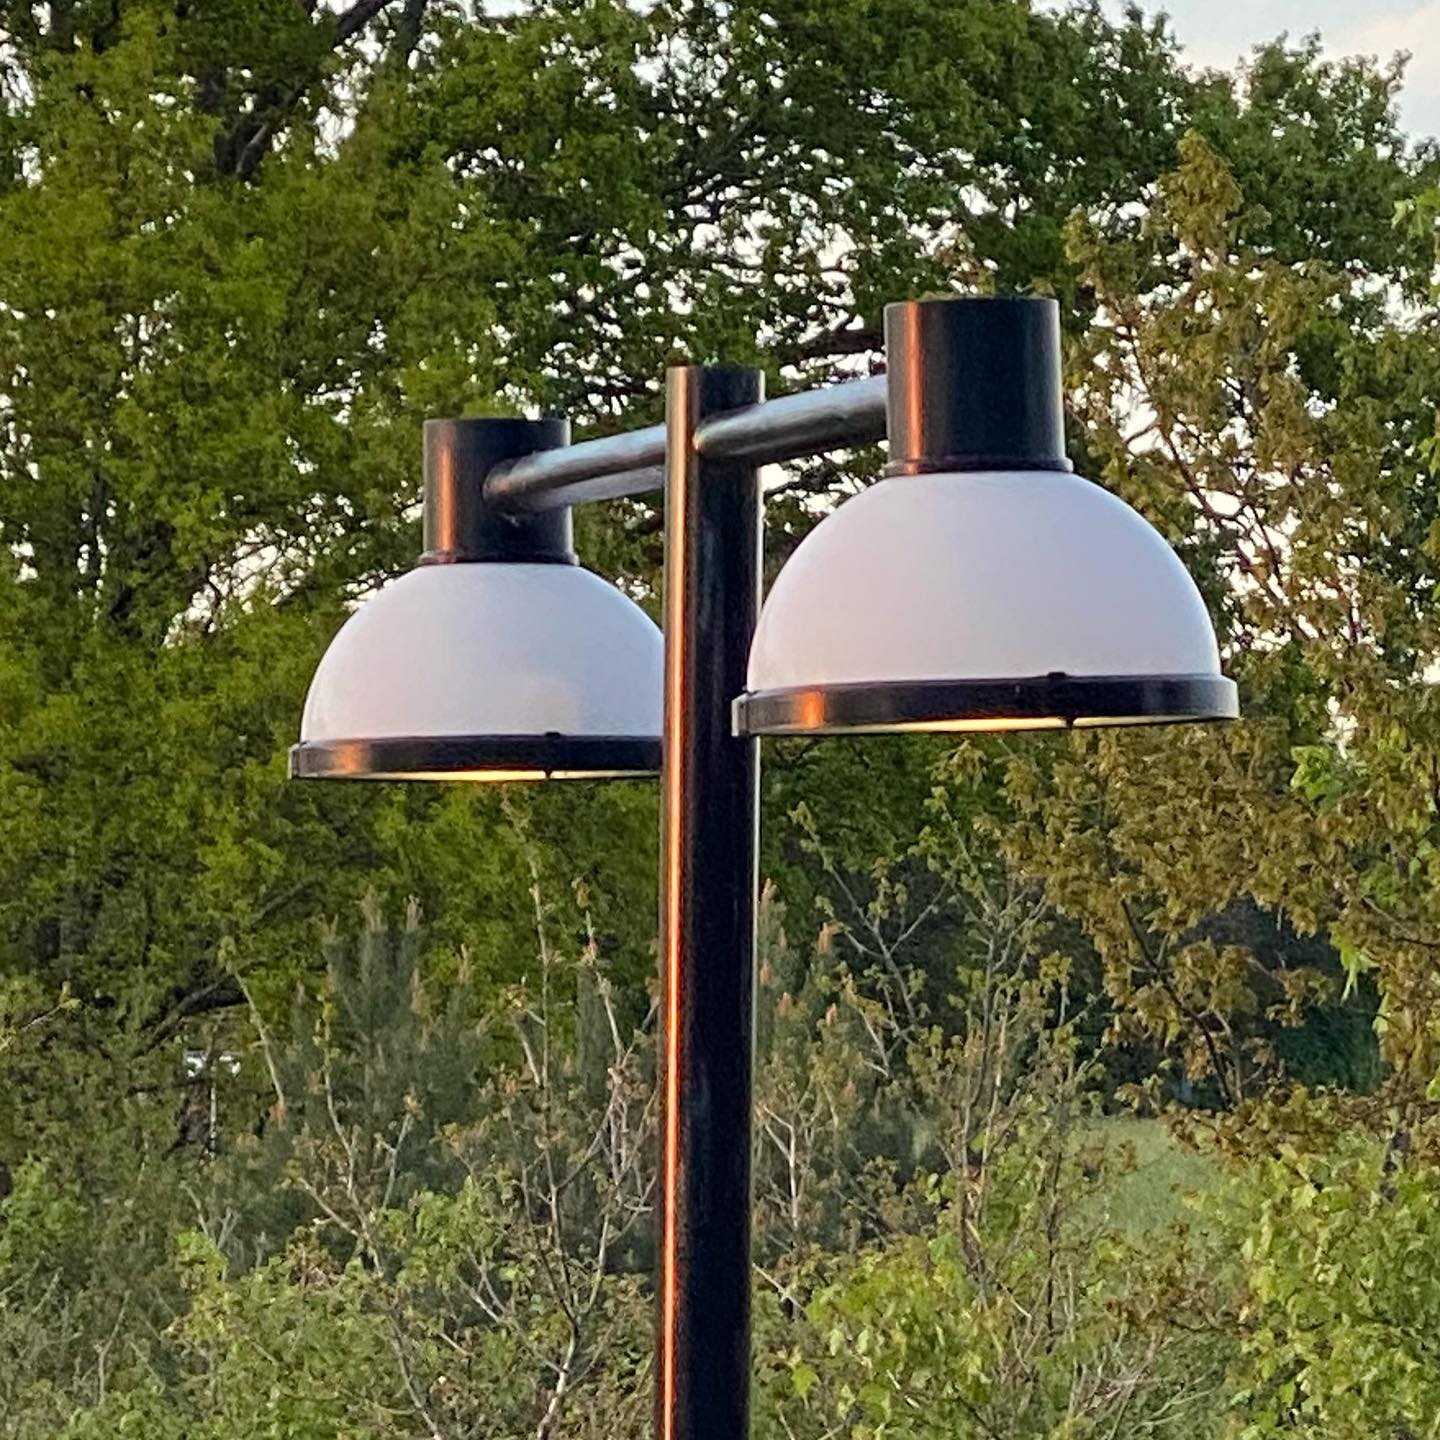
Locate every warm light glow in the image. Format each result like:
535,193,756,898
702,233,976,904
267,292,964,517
363,769,552,782
877,715,1068,734
358,768,654,782
1072,714,1188,728
778,715,1068,736
795,690,827,730
792,714,1203,736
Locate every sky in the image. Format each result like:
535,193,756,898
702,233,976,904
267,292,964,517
1071,0,1440,139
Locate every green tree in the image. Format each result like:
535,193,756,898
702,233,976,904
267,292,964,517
2,0,1425,1053
967,114,1440,1099
1214,1094,1440,1438
3,4,1440,1433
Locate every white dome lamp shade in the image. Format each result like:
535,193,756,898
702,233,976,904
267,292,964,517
734,297,1238,737
291,418,663,781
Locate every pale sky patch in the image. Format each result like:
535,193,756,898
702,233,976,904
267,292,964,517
1050,0,1440,140
1341,2,1440,133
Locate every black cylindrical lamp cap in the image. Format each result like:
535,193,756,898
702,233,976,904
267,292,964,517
884,296,1070,475
421,417,576,564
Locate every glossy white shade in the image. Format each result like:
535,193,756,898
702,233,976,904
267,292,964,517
739,469,1234,734
294,562,663,778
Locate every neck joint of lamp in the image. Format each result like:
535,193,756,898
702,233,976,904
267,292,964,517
420,416,577,565
883,295,1070,477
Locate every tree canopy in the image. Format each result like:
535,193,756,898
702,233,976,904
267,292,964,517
3,2,1440,1436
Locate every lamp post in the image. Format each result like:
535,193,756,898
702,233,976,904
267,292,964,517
291,295,1237,1440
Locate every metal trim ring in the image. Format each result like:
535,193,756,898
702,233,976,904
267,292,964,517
290,733,662,780
733,673,1239,737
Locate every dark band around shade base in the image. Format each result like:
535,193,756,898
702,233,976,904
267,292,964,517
732,674,1239,737
290,734,662,780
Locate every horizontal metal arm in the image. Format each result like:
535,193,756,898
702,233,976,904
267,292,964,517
484,373,888,512
483,420,667,510
696,373,887,464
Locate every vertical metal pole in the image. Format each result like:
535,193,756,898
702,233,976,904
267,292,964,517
658,364,764,1440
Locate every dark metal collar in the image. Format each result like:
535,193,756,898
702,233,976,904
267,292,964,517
733,673,1239,737
291,733,661,780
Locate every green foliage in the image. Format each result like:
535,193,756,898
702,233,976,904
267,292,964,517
1216,1096,1440,1437
0,888,1236,1439
3,3,1440,1434
756,1114,1229,1440
1,0,1427,1055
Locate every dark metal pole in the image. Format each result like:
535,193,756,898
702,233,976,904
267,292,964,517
658,364,764,1440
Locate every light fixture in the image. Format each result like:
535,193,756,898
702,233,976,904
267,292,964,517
290,418,663,781
291,293,1238,1440
733,298,1237,736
